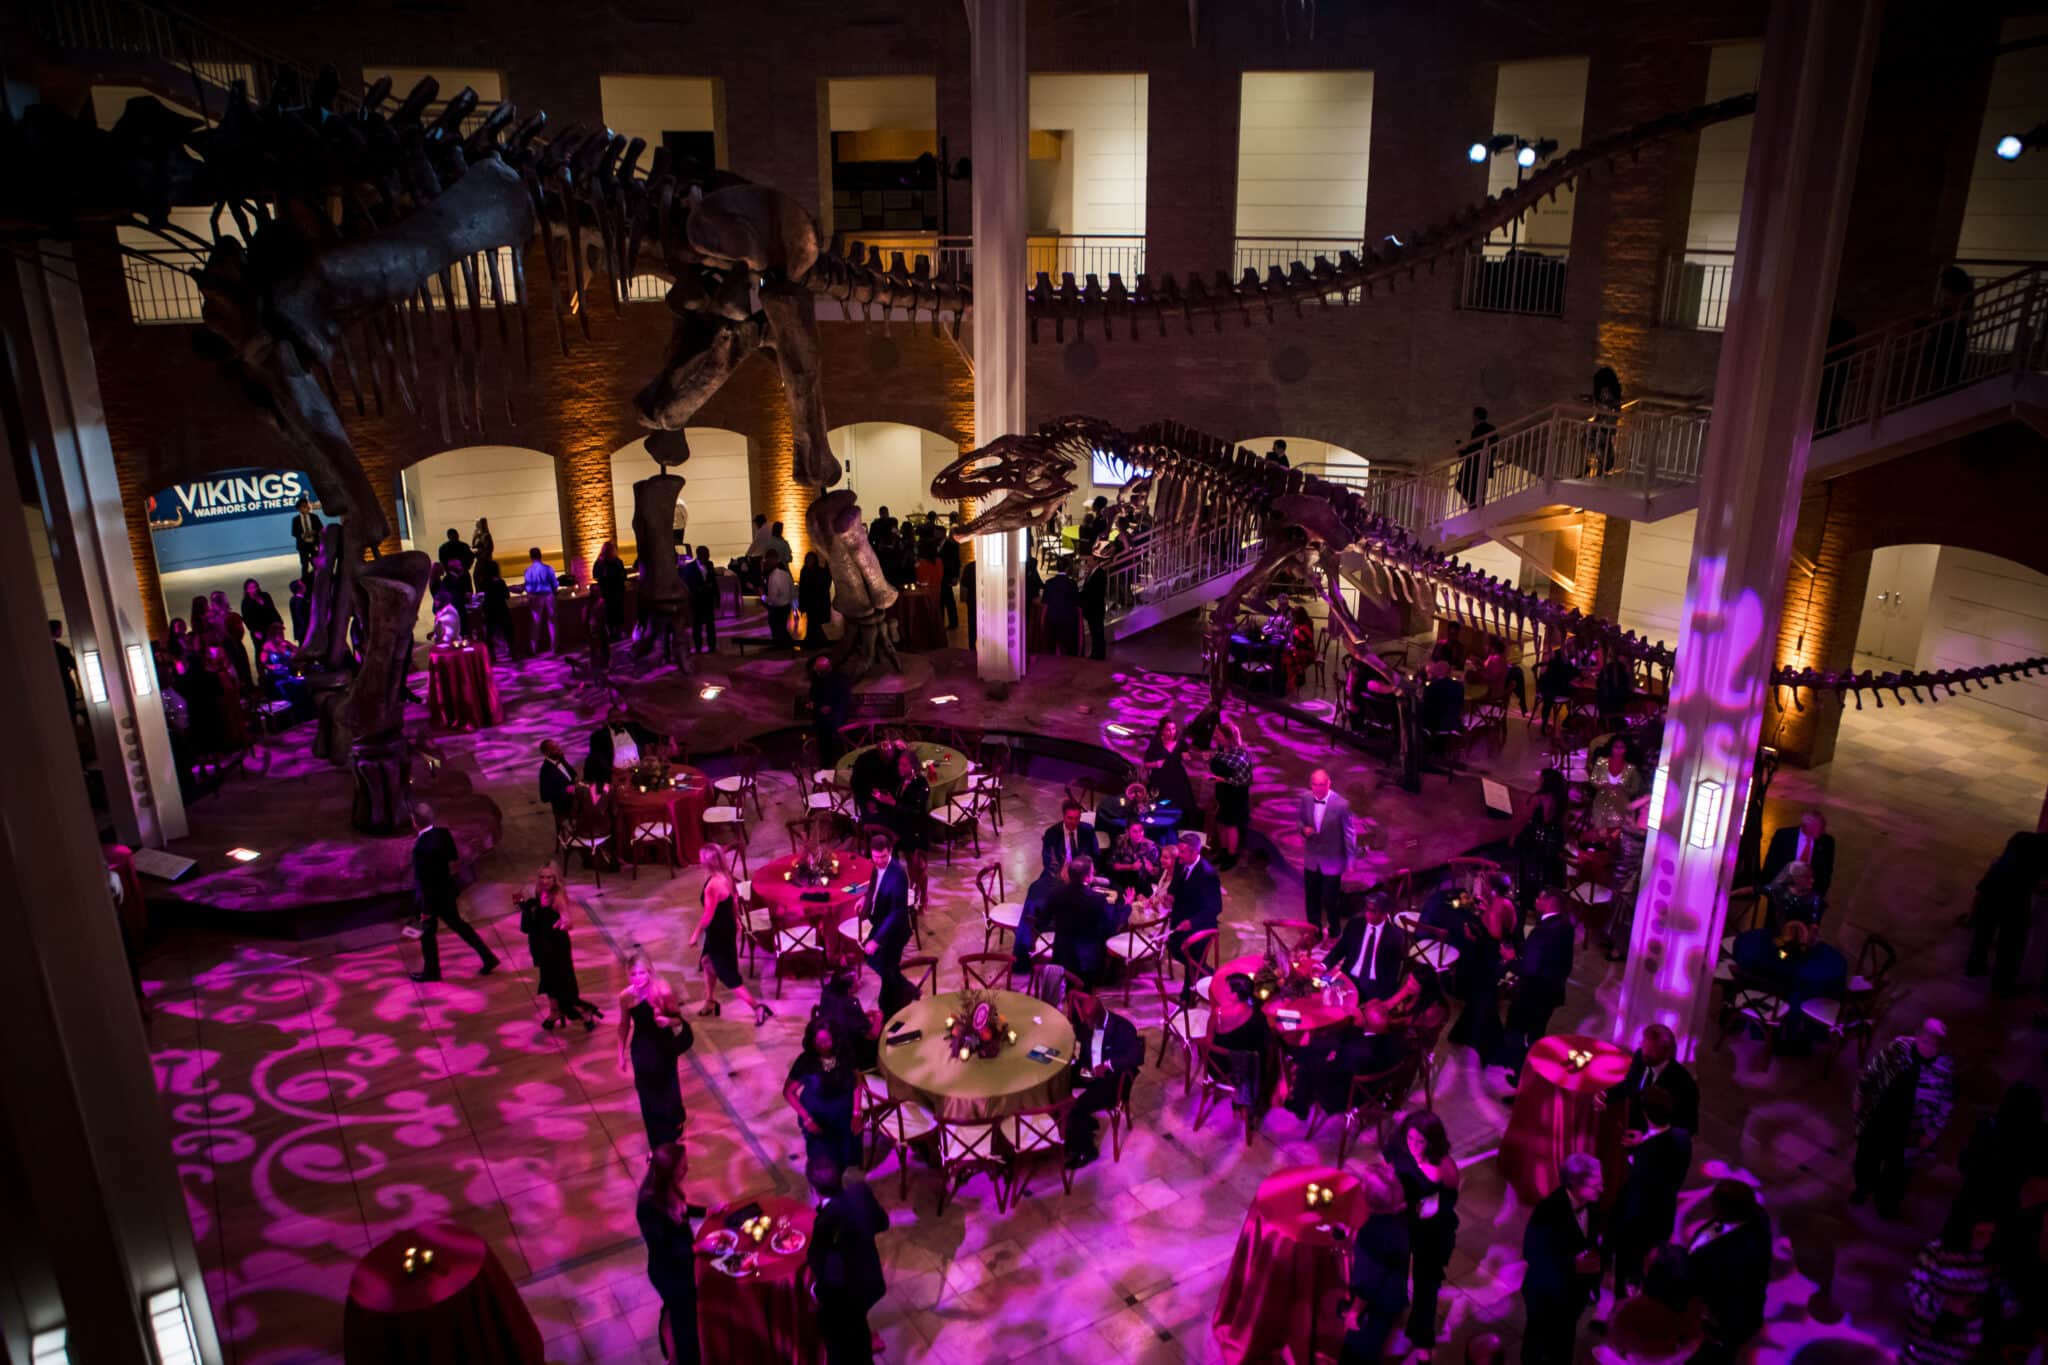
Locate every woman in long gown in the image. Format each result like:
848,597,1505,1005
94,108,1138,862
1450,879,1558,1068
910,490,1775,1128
689,867,772,1025
636,1138,701,1365
594,540,628,638
519,865,602,1031
1386,1110,1462,1352
1144,716,1197,816
1448,885,1516,1066
617,953,693,1152
1513,769,1572,922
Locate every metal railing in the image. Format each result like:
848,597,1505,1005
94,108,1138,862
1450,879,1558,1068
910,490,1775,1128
1659,249,1736,331
30,0,351,112
1458,244,1570,317
1233,237,1367,301
121,247,206,323
1296,461,1371,491
840,233,1145,288
1814,262,2047,439
1101,518,1264,622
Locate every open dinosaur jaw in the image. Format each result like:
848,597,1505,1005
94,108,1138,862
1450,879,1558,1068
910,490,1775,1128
947,493,1068,541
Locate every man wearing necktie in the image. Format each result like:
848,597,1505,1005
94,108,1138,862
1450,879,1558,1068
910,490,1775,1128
1759,808,1835,897
1603,1023,1700,1134
290,497,322,581
408,801,500,982
1040,799,1101,878
1324,893,1407,1003
1520,1154,1603,1365
1681,1179,1772,1359
860,835,914,1018
1297,769,1354,935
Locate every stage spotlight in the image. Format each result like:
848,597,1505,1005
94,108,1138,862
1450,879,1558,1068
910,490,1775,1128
1516,137,1558,168
1468,142,1488,163
1995,121,2048,161
1468,133,1517,164
1998,134,2025,160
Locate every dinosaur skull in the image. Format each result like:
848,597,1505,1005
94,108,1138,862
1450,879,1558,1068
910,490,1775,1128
931,433,1083,539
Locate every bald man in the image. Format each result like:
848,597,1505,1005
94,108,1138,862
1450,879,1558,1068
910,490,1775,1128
1298,769,1354,934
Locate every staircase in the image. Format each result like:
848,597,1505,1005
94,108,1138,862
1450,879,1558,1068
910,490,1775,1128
1101,520,1265,640
1379,262,2048,546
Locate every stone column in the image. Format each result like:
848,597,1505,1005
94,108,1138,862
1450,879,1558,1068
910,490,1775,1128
0,360,224,1362
6,244,188,846
969,0,1028,687
1619,0,1883,1051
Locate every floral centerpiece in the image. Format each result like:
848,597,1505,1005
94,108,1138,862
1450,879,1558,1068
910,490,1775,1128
785,827,843,888
942,990,1018,1061
629,756,668,793
1249,950,1326,1004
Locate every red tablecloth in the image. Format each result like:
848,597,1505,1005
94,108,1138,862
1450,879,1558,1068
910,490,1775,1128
889,588,947,652
1212,1166,1366,1364
342,1220,541,1365
426,645,502,730
1498,1032,1632,1203
104,842,146,944
752,853,875,931
1209,953,1359,1041
695,1194,822,1364
614,766,710,863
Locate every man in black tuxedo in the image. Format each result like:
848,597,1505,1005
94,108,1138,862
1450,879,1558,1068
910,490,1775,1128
1520,1154,1604,1365
1503,889,1576,1085
1042,562,1082,656
1166,834,1222,991
1080,563,1109,660
1604,1023,1700,1135
1759,808,1835,898
1014,864,1062,976
1048,857,1116,989
1042,799,1102,878
408,802,499,982
1606,1086,1693,1298
291,497,322,580
1683,1179,1772,1362
1063,991,1142,1167
1323,893,1408,1003
805,1157,888,1365
583,707,665,783
860,836,915,1017
538,739,580,818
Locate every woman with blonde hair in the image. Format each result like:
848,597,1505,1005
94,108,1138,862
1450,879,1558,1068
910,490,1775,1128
690,862,773,1025
520,865,602,1031
617,951,693,1151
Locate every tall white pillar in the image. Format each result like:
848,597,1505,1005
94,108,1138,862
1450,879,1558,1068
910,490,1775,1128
968,0,1029,686
1619,0,1882,1051
8,243,188,845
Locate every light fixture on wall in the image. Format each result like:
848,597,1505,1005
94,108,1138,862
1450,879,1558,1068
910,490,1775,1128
125,643,154,697
1467,133,1518,164
1686,778,1725,849
147,1288,202,1365
1994,121,2048,161
1516,137,1559,169
80,650,109,705
1646,762,1671,834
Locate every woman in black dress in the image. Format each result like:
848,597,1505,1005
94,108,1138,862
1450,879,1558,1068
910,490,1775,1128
689,867,772,1025
1208,718,1254,869
1144,716,1197,817
1512,768,1571,922
797,550,834,650
470,517,496,574
1447,885,1516,1067
1385,1110,1461,1352
636,1138,701,1365
616,953,693,1152
594,540,628,638
519,866,603,1031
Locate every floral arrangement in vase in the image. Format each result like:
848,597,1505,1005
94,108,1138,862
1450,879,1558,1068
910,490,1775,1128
629,756,667,793
786,827,843,887
942,990,1017,1061
1249,950,1324,1004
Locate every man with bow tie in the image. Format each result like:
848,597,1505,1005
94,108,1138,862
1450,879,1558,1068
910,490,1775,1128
537,739,580,818
584,707,666,783
1520,1154,1604,1364
1323,893,1408,1003
1298,769,1354,934
1606,1086,1693,1300
860,835,915,1017
1603,1023,1699,1135
1062,992,1142,1169
1041,799,1102,878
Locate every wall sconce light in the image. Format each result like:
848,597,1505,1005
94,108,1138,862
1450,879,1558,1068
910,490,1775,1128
1646,763,1670,834
80,650,109,705
126,643,154,697
146,1287,201,1365
1686,778,1725,849
30,1326,69,1365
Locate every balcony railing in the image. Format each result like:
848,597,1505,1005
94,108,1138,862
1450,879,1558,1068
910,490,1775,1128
31,0,348,112
1659,249,1736,331
119,244,520,325
838,233,1144,289
1458,244,1570,317
1233,238,1367,301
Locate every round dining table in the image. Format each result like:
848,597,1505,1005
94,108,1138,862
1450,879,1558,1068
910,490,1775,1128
694,1192,822,1364
1209,953,1359,1042
426,643,502,730
613,764,711,863
341,1220,542,1364
878,988,1076,1122
1211,1165,1366,1364
1498,1032,1633,1203
835,741,969,811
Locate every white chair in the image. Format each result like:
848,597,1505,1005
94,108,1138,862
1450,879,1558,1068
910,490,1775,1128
1003,1102,1077,1208
1412,940,1461,975
1158,987,1211,1089
865,1089,938,1201
935,1118,1004,1213
1105,913,1168,1004
770,918,822,997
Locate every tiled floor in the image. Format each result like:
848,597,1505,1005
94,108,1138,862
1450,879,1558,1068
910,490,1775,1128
138,627,2048,1364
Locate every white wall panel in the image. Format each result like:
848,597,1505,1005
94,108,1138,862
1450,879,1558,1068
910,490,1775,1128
1031,74,1148,236
1916,547,2048,724
1616,508,1696,648
1958,17,2048,267
402,446,562,562
600,75,719,161
1486,58,1588,250
1684,41,1762,254
610,431,752,562
1235,72,1374,240
827,77,934,132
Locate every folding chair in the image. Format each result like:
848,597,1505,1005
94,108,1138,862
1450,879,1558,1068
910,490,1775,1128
557,786,615,886
1192,1036,1265,1146
935,1117,1005,1214
625,813,678,879
1153,979,1211,1087
976,862,1023,952
957,951,1014,993
900,954,939,1001
1105,912,1169,1005
1261,918,1321,959
1004,1099,1079,1208
864,1085,937,1202
1104,1068,1140,1161
713,740,764,818
1329,1053,1424,1165
1031,962,1085,1010
770,917,824,998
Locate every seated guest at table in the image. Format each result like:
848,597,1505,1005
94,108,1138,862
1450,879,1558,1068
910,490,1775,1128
519,865,603,1032
1593,650,1633,726
798,550,834,650
849,740,902,824
785,1022,860,1170
1522,1153,1605,1365
617,951,693,1152
814,968,881,1072
288,578,311,642
440,549,473,603
1683,1179,1772,1359
1143,716,1198,813
887,747,930,854
1063,991,1142,1168
1534,645,1577,734
636,1139,703,1365
1042,559,1082,655
1208,719,1254,869
1049,856,1117,989
1852,1016,1954,1218
1167,834,1222,991
1108,819,1163,896
806,1156,889,1365
1388,1110,1462,1352
1042,799,1102,878
1014,861,1064,976
1605,1023,1699,1136
584,706,665,783
1448,881,1518,1067
1299,767,1356,935
691,863,772,1026
1325,893,1407,1002
683,545,720,653
1342,1165,1412,1365
1762,858,1827,931
1431,621,1467,668
1760,806,1836,899
256,621,295,678
862,835,916,1017
1503,889,1576,1087
1471,634,1510,698
431,596,462,645
1608,1087,1693,1301
1420,659,1466,737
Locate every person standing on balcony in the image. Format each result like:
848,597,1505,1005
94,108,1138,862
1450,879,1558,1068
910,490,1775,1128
1264,439,1290,468
1590,367,1623,476
1456,406,1496,508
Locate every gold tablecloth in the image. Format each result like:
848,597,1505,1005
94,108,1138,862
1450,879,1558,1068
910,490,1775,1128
878,989,1076,1122
835,741,969,811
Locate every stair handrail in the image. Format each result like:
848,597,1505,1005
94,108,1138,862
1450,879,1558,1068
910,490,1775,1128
32,0,364,112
